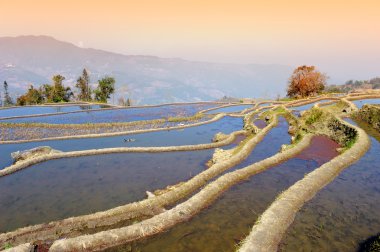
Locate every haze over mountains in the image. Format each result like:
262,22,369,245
0,35,293,104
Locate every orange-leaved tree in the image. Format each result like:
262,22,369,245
287,65,327,98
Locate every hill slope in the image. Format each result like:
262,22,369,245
0,35,292,104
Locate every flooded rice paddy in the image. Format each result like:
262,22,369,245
0,116,243,169
352,98,380,108
280,119,380,251
0,150,217,233
127,132,339,252
2,103,218,124
1,97,379,251
0,104,110,118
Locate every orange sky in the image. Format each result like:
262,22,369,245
1,0,379,81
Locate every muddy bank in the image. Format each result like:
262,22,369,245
354,104,380,131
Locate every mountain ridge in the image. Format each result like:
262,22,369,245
0,35,293,104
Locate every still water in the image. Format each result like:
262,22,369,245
0,105,110,118
281,118,380,251
119,121,339,251
0,116,243,169
2,103,218,124
352,98,380,109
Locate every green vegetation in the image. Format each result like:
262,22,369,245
94,76,115,103
354,105,380,131
75,69,91,101
167,113,205,122
4,243,12,249
17,75,73,105
51,75,73,102
16,85,42,105
278,97,296,101
359,234,380,252
14,70,117,105
305,109,323,125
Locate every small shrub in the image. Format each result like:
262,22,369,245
4,243,12,249
305,109,323,125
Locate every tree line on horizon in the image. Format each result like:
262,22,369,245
3,65,367,107
327,77,380,93
1,69,133,106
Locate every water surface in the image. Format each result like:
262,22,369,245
129,135,339,252
0,149,216,233
352,98,380,109
0,116,243,169
0,105,109,118
2,103,217,124
281,118,380,251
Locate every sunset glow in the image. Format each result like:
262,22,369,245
1,0,380,81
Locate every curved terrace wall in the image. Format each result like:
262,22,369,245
0,130,245,177
0,111,272,248
48,120,314,251
238,117,370,252
354,104,380,131
0,101,225,120
0,113,224,144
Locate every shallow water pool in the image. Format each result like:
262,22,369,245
0,105,109,118
2,103,218,124
0,116,243,169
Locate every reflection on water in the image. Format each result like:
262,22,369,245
0,149,216,233
352,98,380,109
0,116,243,169
0,105,109,118
3,103,218,124
126,127,339,251
281,118,380,251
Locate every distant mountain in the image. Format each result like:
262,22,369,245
0,35,293,104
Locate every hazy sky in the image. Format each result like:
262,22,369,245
1,0,379,82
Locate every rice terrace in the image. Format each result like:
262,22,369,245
1,1,380,251
1,89,380,251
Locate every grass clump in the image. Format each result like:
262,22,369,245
4,243,12,249
305,108,323,125
167,113,204,122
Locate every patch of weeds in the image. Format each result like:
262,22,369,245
4,243,12,249
345,137,357,149
358,234,380,252
305,109,323,125
294,133,303,143
273,106,287,114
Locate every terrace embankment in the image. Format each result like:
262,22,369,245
0,129,245,177
47,113,315,251
0,110,270,249
238,115,370,252
0,101,223,121
354,104,380,131
0,113,218,143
